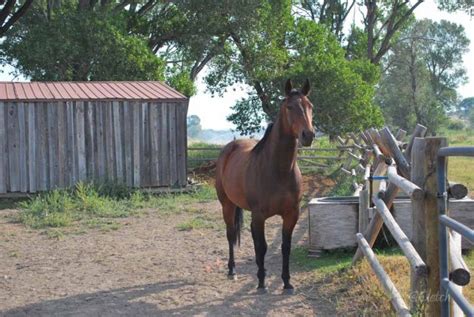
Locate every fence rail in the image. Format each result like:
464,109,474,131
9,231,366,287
437,146,474,317
349,124,473,316
187,139,362,174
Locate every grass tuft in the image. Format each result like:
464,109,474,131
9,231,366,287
17,182,217,231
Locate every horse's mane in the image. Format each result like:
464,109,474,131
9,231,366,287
252,123,274,154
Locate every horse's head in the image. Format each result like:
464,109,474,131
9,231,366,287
282,79,315,147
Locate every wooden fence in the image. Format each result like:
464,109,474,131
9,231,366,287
350,125,471,316
187,135,363,173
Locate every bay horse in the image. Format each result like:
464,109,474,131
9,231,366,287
215,79,315,294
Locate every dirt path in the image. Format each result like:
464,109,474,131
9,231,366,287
0,189,335,316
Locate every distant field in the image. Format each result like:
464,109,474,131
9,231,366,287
441,128,474,194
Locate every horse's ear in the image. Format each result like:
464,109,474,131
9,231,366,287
302,79,311,96
285,79,293,96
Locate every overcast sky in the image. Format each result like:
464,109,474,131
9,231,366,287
1,0,472,130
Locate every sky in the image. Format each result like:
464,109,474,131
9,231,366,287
1,0,473,130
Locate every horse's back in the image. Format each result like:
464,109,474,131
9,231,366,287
215,139,256,209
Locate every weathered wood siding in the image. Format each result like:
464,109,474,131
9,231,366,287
0,100,188,193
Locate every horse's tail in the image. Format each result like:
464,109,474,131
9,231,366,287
234,206,243,247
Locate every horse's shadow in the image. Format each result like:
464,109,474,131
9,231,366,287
1,278,296,317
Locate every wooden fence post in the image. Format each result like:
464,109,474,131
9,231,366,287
410,137,447,316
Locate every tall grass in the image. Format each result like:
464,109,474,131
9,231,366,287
18,182,217,229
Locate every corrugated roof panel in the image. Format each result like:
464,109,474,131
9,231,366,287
5,83,16,100
61,82,83,99
81,83,103,99
139,82,168,99
13,83,27,100
128,82,155,99
0,81,187,101
118,82,143,99
150,81,175,99
32,82,53,99
104,82,128,99
0,84,7,100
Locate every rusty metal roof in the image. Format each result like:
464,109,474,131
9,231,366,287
0,81,187,101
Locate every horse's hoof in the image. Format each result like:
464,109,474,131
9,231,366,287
227,274,237,281
282,288,295,295
256,287,268,295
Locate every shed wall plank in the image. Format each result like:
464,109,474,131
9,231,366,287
85,102,95,180
36,103,49,190
0,102,6,193
57,102,66,188
150,103,160,185
169,103,178,186
123,102,133,186
133,104,141,187
96,103,106,180
105,102,115,181
160,103,170,186
113,101,123,182
76,101,86,181
18,103,28,192
47,103,59,188
8,103,20,191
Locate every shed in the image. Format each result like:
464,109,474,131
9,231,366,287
0,81,188,194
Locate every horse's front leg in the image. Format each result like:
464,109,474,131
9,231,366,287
281,210,299,294
251,213,267,293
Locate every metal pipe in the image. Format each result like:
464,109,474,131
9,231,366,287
439,215,474,243
437,154,450,317
443,279,474,316
438,147,474,157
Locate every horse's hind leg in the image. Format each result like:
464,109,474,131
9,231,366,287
222,200,242,279
251,213,267,293
281,210,299,294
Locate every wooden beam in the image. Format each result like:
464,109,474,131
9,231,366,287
448,182,468,200
449,231,470,286
387,165,424,200
373,196,427,276
380,127,410,178
405,124,427,161
352,183,400,265
395,129,407,141
410,137,447,316
356,233,411,317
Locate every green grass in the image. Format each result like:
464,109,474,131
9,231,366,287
187,142,222,170
16,182,217,232
176,214,219,231
439,127,474,195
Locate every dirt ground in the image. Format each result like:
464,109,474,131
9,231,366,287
0,175,336,317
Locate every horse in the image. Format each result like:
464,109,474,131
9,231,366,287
215,79,315,294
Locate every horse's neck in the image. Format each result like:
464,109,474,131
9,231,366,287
265,115,298,175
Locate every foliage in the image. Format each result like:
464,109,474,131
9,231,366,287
457,97,474,117
187,115,203,138
446,118,466,130
376,19,469,133
1,1,165,82
0,0,33,36
209,12,384,135
436,0,474,12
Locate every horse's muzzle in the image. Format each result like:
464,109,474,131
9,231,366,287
300,130,315,147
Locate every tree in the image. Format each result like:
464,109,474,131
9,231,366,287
0,0,33,36
423,20,470,110
436,0,473,12
1,1,165,82
376,19,469,133
457,97,474,117
208,10,384,135
187,115,202,138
